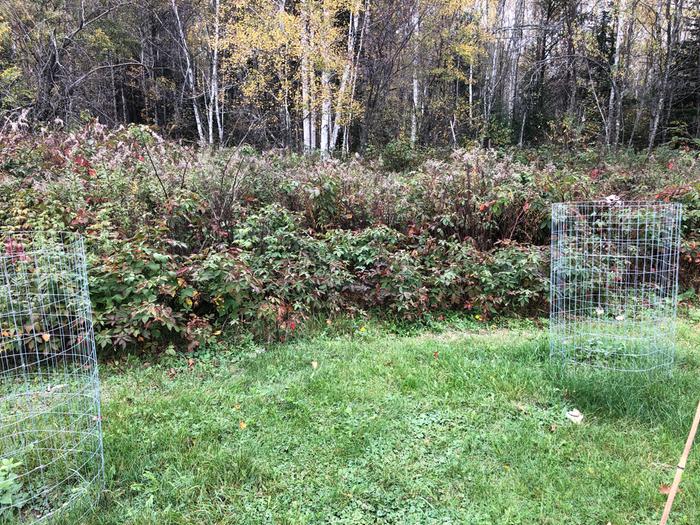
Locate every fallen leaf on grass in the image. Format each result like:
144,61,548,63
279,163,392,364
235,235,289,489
239,421,247,430
41,333,50,342
566,409,584,424
311,360,319,369
659,484,680,495
188,358,195,370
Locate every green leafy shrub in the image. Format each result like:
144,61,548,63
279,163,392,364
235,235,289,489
0,123,696,355
0,458,24,516
380,138,420,172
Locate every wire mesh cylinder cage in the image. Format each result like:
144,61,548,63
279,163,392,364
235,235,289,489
0,232,103,523
550,201,682,373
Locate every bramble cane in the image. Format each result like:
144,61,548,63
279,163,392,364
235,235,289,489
659,399,700,525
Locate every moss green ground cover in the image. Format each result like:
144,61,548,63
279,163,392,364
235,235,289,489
72,318,700,524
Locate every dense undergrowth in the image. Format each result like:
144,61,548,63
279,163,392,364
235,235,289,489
0,123,698,355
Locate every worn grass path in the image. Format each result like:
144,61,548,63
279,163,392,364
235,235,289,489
80,318,700,524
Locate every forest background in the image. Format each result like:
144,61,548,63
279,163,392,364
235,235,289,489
0,0,699,353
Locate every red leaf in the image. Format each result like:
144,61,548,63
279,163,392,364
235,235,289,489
70,208,90,226
74,155,91,168
659,484,676,495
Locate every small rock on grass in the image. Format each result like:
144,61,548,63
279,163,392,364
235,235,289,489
566,408,584,424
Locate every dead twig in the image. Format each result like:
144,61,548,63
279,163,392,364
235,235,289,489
143,143,169,201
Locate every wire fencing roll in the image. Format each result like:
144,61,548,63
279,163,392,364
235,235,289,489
550,201,682,372
0,232,103,523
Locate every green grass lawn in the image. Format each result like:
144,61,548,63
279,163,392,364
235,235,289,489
78,318,700,524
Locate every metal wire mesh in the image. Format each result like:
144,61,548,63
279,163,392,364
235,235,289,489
0,232,103,523
550,201,682,372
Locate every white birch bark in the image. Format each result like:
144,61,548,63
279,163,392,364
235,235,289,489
300,0,312,152
468,61,473,122
331,6,358,150
320,67,331,155
484,0,505,136
606,0,626,148
208,0,221,145
278,0,291,148
505,0,524,126
319,3,332,156
410,1,420,145
648,0,684,150
309,11,317,151
171,0,205,145
343,0,370,154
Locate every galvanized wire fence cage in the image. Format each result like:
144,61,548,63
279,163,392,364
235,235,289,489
550,201,682,372
0,232,103,523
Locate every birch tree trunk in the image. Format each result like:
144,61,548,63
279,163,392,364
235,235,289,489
606,0,626,148
648,0,684,150
410,1,420,145
300,0,312,153
484,0,505,145
468,61,473,122
310,4,318,150
331,6,358,150
319,3,332,157
171,0,205,145
615,4,636,146
505,0,524,126
208,0,221,145
343,0,370,154
278,0,291,148
320,67,331,156
310,70,317,150
110,60,118,123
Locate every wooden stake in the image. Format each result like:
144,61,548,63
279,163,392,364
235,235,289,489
660,399,700,525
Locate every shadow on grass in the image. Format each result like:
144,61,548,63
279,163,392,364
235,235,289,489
546,363,700,432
